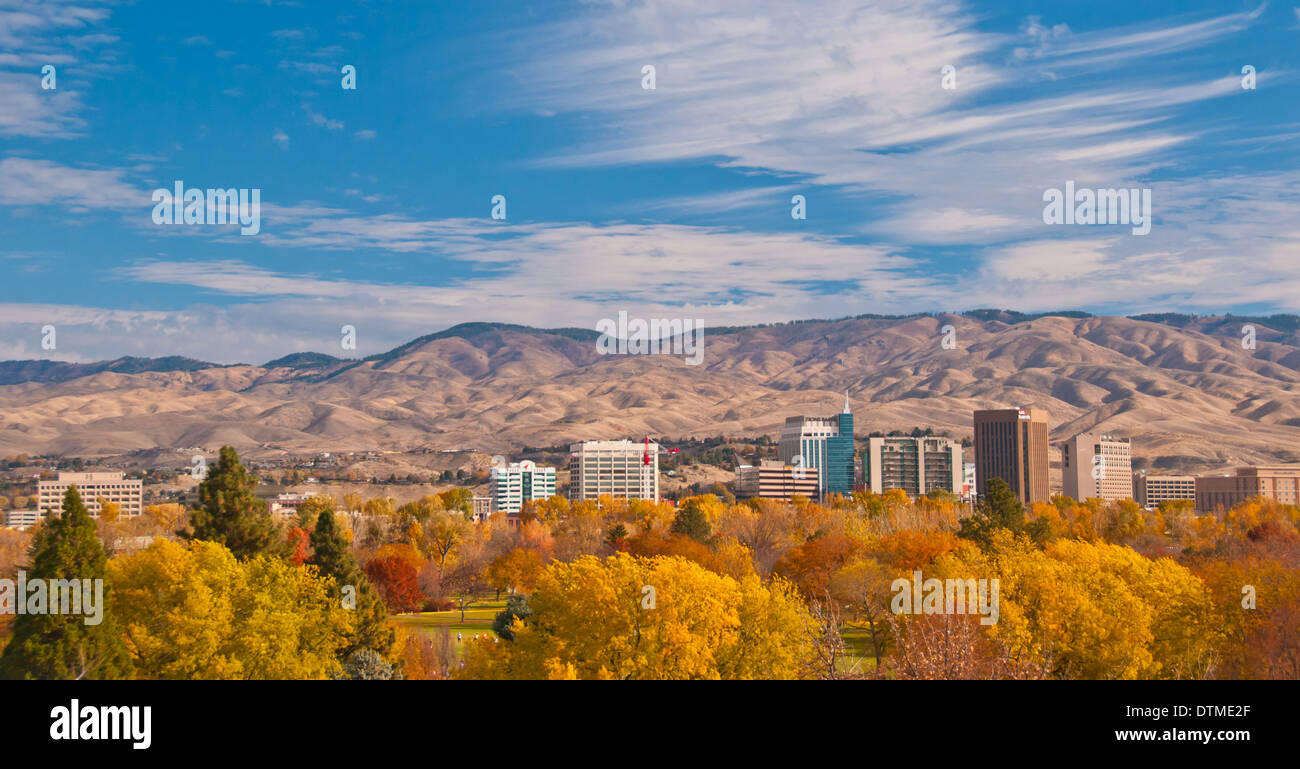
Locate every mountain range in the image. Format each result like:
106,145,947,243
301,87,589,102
2,311,1299,474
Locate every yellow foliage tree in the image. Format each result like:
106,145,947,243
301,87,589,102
108,539,353,679
457,553,814,680
933,531,1216,679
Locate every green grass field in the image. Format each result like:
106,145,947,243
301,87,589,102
839,622,880,674
393,597,506,652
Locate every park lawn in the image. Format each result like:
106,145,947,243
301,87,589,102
393,597,507,653
839,622,879,675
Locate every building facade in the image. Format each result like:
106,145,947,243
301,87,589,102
37,471,143,519
3,509,40,528
778,395,856,498
1060,433,1133,502
973,408,1050,506
863,436,963,497
490,460,556,514
735,460,821,500
568,440,659,502
1133,473,1195,508
1195,466,1300,512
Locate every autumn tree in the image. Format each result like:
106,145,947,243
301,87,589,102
773,533,860,600
486,548,545,596
426,511,468,570
458,553,815,680
830,557,897,670
182,446,274,559
364,555,424,614
444,551,490,622
294,494,336,531
0,486,131,680
97,497,120,523
109,539,352,679
439,487,473,515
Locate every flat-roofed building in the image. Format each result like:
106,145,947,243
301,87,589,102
1195,465,1300,512
1133,473,1195,508
568,440,659,502
37,471,143,519
973,407,1050,506
778,395,856,498
864,436,962,497
270,492,307,518
3,509,40,528
490,460,556,514
735,460,820,501
1060,433,1133,502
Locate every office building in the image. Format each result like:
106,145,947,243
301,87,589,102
735,460,821,500
973,408,1050,506
3,509,40,528
778,394,856,498
864,436,963,497
1133,473,1195,508
1195,465,1300,512
1060,433,1133,501
568,440,659,502
490,460,556,514
37,471,143,519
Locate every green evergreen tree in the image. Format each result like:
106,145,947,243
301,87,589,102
308,509,396,663
183,445,274,559
670,500,712,542
959,476,1049,547
335,648,399,680
0,486,131,680
492,593,532,641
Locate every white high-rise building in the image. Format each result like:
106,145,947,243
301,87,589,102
490,460,556,514
37,471,143,519
568,440,659,502
1060,433,1133,502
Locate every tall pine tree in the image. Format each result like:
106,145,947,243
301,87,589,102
959,476,1049,547
309,509,396,665
0,486,131,680
183,445,274,559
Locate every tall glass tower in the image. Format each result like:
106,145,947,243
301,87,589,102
778,393,856,498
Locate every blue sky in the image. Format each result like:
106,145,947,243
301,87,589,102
1,0,1298,363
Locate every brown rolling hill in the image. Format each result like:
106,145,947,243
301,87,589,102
1,312,1299,474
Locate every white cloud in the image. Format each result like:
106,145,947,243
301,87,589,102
0,156,144,207
303,103,343,131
